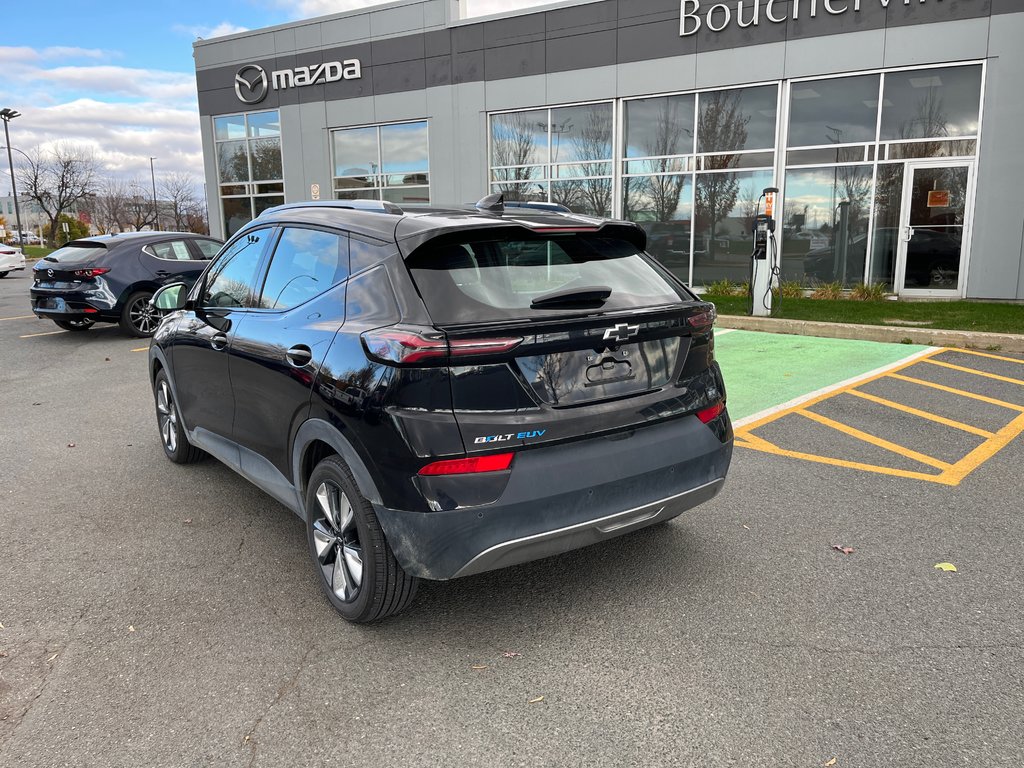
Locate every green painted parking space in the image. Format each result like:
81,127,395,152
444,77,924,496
715,330,932,422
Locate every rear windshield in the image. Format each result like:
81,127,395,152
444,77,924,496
42,242,108,265
407,235,687,324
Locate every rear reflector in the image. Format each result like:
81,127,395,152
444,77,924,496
696,402,724,424
83,307,99,314
418,452,514,476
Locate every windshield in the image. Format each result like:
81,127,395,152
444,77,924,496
43,242,108,265
406,235,687,324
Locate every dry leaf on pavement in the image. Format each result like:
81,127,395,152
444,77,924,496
824,759,837,767
528,696,544,704
934,562,958,572
832,545,854,555
503,652,522,658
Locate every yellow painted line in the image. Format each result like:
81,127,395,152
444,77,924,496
0,314,36,321
796,408,953,471
845,389,996,439
738,347,948,433
736,432,954,485
946,348,1024,366
923,358,1024,386
887,373,1024,412
131,346,148,353
941,410,1024,485
20,329,66,338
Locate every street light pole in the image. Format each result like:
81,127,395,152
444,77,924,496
149,156,159,231
1,108,25,247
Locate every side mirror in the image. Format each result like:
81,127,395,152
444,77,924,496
152,282,189,311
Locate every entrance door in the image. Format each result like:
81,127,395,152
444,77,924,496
895,161,973,296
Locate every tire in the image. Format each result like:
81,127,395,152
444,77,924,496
54,318,95,331
0,271,8,278
120,290,159,337
306,455,418,623
153,370,205,464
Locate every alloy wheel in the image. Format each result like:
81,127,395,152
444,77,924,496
156,380,178,453
129,296,159,335
311,482,364,602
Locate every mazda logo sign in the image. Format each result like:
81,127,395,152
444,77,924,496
235,65,268,105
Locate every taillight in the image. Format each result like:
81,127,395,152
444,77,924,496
418,452,514,476
73,268,110,278
361,327,522,365
686,306,717,332
696,402,724,424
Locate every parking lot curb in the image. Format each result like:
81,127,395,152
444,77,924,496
717,314,1024,353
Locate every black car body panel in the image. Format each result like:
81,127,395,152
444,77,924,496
149,200,733,617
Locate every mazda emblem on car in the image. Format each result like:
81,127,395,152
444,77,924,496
603,323,640,342
47,268,54,279
235,64,269,104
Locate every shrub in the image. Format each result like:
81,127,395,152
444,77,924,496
779,281,805,299
849,282,889,301
810,281,844,300
704,279,734,296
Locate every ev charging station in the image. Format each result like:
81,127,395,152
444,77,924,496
749,188,779,318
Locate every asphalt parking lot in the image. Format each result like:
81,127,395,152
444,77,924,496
1,269,1022,767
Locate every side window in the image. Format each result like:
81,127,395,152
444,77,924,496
257,227,349,310
148,240,194,261
201,233,267,308
195,240,222,260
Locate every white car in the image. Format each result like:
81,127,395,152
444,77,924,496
0,244,26,278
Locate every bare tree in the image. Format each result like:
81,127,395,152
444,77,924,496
90,178,132,234
17,144,98,245
161,173,201,231
694,91,749,256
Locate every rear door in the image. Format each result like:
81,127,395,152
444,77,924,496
404,232,722,453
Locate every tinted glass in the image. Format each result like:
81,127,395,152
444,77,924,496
247,111,281,138
214,115,246,141
623,174,693,280
624,94,695,158
223,198,252,237
552,178,613,217
202,234,265,308
40,242,107,265
149,240,194,261
407,235,685,324
788,74,880,147
380,121,429,176
692,169,774,285
490,110,547,167
195,240,222,259
697,86,778,153
259,228,349,310
217,141,249,183
880,65,982,140
250,138,283,181
549,103,613,163
333,126,379,178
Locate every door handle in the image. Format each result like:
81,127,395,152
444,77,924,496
155,270,171,277
286,345,313,367
903,226,915,242
211,333,228,350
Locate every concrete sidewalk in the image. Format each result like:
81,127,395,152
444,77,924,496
717,314,1024,353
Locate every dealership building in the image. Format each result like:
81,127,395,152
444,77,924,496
194,0,1024,300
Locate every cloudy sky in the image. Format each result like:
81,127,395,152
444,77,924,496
0,0,551,197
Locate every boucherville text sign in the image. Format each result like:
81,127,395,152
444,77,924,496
681,0,938,36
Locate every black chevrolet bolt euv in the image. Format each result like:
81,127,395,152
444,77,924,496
148,196,733,622
30,232,223,337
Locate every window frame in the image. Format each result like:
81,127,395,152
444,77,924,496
330,119,431,204
251,225,351,313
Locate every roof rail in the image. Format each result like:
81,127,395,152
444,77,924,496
259,199,404,217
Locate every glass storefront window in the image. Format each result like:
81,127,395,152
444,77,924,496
624,95,695,159
623,175,693,282
214,110,284,237
332,121,430,202
869,164,905,289
781,166,873,287
692,169,774,286
788,74,880,148
880,65,983,140
490,110,547,168
697,85,778,154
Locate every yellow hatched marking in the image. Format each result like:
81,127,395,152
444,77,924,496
942,410,1024,485
945,349,1024,366
845,389,995,439
1,315,37,322
923,358,1024,386
887,373,1024,412
131,346,148,353
796,408,953,471
20,329,66,338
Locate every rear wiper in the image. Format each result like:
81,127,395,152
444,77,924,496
530,285,611,309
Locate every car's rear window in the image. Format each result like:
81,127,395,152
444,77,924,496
42,242,108,265
406,235,687,324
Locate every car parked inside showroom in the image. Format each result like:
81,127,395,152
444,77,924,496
30,231,223,336
0,242,25,278
148,196,733,622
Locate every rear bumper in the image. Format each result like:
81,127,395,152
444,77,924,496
30,284,116,320
373,410,732,580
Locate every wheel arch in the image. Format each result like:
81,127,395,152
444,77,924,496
292,419,382,513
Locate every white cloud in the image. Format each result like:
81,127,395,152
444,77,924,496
174,22,251,40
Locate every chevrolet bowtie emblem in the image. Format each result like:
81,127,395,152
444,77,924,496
602,323,640,343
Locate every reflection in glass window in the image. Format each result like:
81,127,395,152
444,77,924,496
880,65,982,140
870,164,905,289
697,86,778,154
781,166,873,287
259,228,349,310
203,234,266,307
692,169,774,286
488,104,613,214
623,175,693,282
788,74,880,147
332,121,430,203
214,110,284,237
624,95,695,159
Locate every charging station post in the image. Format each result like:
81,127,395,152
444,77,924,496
749,188,778,317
